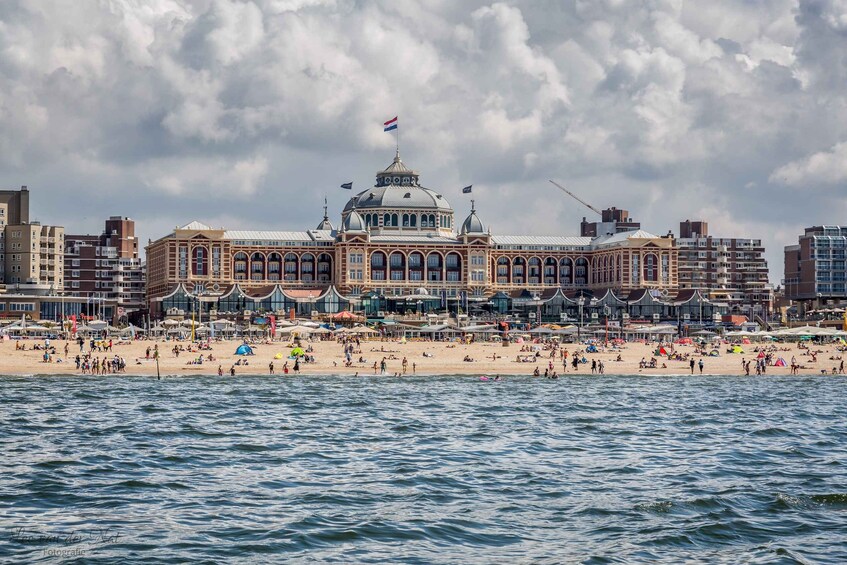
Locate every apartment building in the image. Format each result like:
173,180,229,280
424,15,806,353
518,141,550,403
65,217,145,321
784,226,847,311
675,220,772,316
0,186,64,290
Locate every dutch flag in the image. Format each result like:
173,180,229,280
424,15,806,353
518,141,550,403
384,116,398,132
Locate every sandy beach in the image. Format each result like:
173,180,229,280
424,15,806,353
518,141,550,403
2,336,845,377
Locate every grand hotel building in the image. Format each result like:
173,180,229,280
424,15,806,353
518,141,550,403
146,152,684,319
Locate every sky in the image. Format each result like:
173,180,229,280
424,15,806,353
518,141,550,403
1,0,846,285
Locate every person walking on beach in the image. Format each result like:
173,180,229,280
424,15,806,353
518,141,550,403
217,365,223,376
380,358,386,375
293,359,300,374
698,358,704,374
230,366,235,376
269,362,274,375
689,358,695,374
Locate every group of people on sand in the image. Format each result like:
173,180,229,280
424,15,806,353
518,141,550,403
76,354,127,374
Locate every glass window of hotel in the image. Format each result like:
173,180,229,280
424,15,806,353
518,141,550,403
267,253,282,280
212,246,222,275
317,253,332,279
371,252,386,267
179,246,188,278
191,246,208,276
390,252,404,268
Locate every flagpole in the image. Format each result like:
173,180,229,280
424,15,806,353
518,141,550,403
396,117,400,155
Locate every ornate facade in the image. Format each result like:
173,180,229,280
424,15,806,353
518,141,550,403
146,153,678,318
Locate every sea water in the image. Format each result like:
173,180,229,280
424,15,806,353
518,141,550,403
1,374,845,563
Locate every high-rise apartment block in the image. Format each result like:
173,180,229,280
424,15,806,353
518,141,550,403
784,226,847,310
65,217,145,320
0,186,64,290
675,220,772,316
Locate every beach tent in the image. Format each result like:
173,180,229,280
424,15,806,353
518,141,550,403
290,347,305,357
654,346,669,356
235,344,254,356
774,357,787,367
709,350,720,357
730,345,744,354
274,352,284,359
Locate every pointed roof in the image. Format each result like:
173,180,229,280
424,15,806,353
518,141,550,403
382,149,413,174
316,217,335,230
316,197,335,230
460,201,486,235
342,208,366,233
178,220,213,231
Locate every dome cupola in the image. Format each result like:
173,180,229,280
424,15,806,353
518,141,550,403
316,198,335,230
340,151,455,235
341,207,366,233
461,200,485,235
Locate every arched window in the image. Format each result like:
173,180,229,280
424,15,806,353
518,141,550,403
544,257,557,284
512,257,526,284
575,258,588,285
408,252,424,281
446,252,462,282
267,253,282,281
528,257,541,284
497,257,511,283
402,213,410,227
250,252,265,281
429,214,436,227
192,246,208,276
644,254,658,282
426,253,443,281
559,258,573,285
390,252,405,281
391,213,398,226
301,253,315,282
284,253,298,281
371,251,387,281
317,253,333,282
410,214,417,227
233,252,248,280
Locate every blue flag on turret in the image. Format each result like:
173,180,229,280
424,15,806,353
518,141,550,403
462,185,472,194
341,182,353,190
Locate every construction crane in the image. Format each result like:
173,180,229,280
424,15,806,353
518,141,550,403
548,180,601,216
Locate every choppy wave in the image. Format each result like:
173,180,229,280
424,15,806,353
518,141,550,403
1,374,845,563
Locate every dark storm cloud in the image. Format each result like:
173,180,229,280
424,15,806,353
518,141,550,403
0,0,844,282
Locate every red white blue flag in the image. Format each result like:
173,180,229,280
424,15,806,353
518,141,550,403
384,116,398,132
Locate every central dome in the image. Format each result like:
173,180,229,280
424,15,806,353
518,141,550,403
342,152,453,213
340,152,455,235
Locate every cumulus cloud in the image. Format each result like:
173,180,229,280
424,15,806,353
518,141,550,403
0,0,845,283
770,142,847,186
